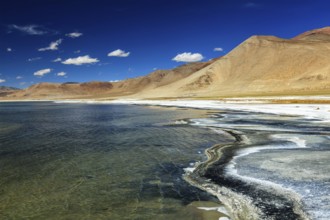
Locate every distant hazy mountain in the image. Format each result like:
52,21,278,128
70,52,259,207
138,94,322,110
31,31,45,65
9,82,114,99
0,86,20,97
0,86,20,91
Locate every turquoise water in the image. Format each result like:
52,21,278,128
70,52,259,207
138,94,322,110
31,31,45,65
0,102,230,219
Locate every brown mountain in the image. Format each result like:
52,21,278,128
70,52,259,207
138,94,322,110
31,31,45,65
0,86,20,97
7,61,214,99
4,27,330,100
10,82,114,99
110,60,216,97
292,26,330,41
131,27,330,98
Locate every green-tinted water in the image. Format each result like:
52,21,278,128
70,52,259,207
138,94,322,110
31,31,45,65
0,102,230,219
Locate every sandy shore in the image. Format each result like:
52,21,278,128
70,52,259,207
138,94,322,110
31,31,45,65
3,98,330,121
97,99,330,121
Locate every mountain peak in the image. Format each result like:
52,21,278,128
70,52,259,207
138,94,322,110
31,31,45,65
292,26,330,41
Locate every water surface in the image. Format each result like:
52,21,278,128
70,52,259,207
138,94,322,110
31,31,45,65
0,102,231,219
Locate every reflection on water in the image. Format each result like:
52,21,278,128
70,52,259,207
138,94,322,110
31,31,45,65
0,102,230,220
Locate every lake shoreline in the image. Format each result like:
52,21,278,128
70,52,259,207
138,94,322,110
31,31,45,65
3,99,329,219
103,99,329,220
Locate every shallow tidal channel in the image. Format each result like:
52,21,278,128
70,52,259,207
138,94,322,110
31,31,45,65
0,102,232,220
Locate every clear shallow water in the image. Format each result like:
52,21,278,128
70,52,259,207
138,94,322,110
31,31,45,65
0,102,231,220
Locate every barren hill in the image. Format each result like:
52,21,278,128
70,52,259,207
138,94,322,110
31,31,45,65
0,86,20,97
10,82,114,99
131,27,330,98
110,60,215,96
7,61,214,99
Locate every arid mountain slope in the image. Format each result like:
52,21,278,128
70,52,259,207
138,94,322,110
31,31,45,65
110,60,215,96
7,61,214,99
10,82,114,99
132,27,330,98
0,86,20,97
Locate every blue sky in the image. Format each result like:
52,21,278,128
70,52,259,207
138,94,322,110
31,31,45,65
0,0,330,88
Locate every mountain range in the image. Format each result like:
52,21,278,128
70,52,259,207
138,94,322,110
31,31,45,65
3,27,330,100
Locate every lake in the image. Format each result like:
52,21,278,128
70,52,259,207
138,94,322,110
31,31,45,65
0,102,230,220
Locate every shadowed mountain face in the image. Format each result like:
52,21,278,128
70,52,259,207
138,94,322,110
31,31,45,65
4,27,330,100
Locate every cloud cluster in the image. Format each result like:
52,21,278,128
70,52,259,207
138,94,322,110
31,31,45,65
38,39,63,51
7,48,12,52
66,32,83,38
214,47,223,52
108,49,130,57
8,24,48,35
172,52,204,62
62,55,99,65
34,68,52,77
0,79,6,83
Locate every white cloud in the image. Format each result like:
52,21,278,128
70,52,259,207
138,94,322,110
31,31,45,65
108,49,130,57
16,76,23,79
28,57,42,62
214,47,223,52
74,50,81,54
38,39,62,51
0,79,5,83
8,24,48,35
109,80,120,83
7,48,12,52
172,52,204,62
52,57,62,62
57,72,66,76
66,32,83,38
33,68,52,77
62,55,99,65
20,82,26,86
